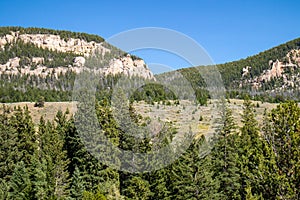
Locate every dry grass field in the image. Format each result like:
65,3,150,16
133,99,278,139
1,99,278,138
0,102,76,124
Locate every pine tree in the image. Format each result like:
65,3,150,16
121,176,152,200
31,156,48,200
238,98,265,198
259,109,282,199
38,116,70,199
168,133,218,199
0,109,19,181
263,101,300,198
148,123,177,200
0,107,39,199
65,115,119,195
210,106,241,199
82,186,107,200
10,106,37,166
69,166,85,199
195,155,219,200
149,168,171,200
8,161,32,199
109,89,153,199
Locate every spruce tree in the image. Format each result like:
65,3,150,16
31,156,48,200
148,123,176,200
168,133,218,199
263,101,300,198
10,106,37,166
0,109,19,181
8,161,32,199
69,166,85,199
121,176,152,200
260,109,281,199
38,116,70,199
238,98,265,198
210,106,241,199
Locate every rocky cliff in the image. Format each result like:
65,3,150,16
0,31,155,80
240,49,300,91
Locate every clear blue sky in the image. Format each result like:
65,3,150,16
0,0,299,72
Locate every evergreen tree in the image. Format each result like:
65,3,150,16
38,116,70,199
238,98,265,198
31,156,48,200
0,108,19,181
263,101,300,198
210,106,241,199
259,109,282,199
122,176,152,200
168,134,218,199
65,115,119,195
149,168,171,200
82,186,107,200
8,161,32,199
10,106,37,166
69,166,85,199
148,123,177,200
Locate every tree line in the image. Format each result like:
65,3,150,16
0,27,105,43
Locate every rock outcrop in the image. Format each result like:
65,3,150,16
0,32,155,80
104,55,154,79
242,66,251,77
0,55,155,80
0,32,108,56
240,49,300,90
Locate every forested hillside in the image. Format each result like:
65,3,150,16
0,27,160,103
0,27,101,102
1,26,300,104
217,37,300,87
158,37,300,102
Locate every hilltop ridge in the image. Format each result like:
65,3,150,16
0,27,154,80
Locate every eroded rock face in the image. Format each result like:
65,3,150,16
105,55,154,79
9,57,20,68
287,49,300,65
0,56,155,80
258,60,285,82
0,32,155,80
242,66,251,77
0,32,108,57
240,50,300,90
73,56,86,67
32,57,44,65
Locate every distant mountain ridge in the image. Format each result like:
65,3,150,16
1,26,300,103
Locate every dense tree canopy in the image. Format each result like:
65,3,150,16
1,99,300,199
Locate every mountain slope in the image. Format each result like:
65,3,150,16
0,27,155,102
0,26,154,79
1,26,299,103
157,37,300,101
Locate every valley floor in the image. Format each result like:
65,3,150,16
1,99,278,134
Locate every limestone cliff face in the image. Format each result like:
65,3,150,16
240,49,300,90
0,31,108,56
105,55,154,79
0,32,155,80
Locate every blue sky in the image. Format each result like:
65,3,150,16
0,0,299,73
